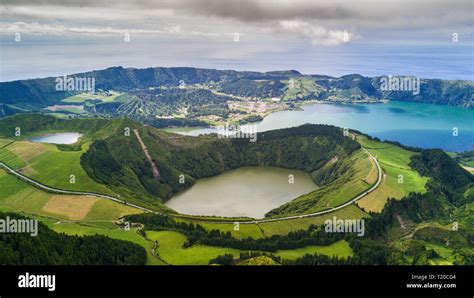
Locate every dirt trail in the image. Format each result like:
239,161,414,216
133,129,161,180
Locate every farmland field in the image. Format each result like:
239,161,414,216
0,140,115,195
146,230,353,265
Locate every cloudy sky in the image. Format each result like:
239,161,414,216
0,0,473,81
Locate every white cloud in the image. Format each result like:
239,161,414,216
0,22,164,35
279,20,357,46
0,22,226,38
0,0,471,46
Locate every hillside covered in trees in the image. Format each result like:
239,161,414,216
0,67,472,122
81,122,360,207
0,212,147,265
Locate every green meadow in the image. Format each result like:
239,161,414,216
0,140,115,195
258,205,369,236
146,230,353,265
357,136,428,212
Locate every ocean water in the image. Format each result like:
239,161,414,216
1,36,472,82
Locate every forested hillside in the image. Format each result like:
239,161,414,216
0,212,147,265
1,67,472,116
81,123,360,205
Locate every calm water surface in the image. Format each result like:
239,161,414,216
166,101,474,152
29,132,82,144
165,166,318,218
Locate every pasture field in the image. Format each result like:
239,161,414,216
0,138,13,148
0,169,141,221
61,92,123,103
85,199,143,220
0,144,27,168
275,240,353,260
0,140,115,195
176,204,369,238
147,231,240,265
146,230,353,265
356,136,428,212
326,149,378,207
258,205,369,236
41,195,98,220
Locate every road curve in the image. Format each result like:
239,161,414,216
0,162,159,215
0,146,382,225
237,147,383,224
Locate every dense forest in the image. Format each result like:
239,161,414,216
0,212,147,265
92,88,233,120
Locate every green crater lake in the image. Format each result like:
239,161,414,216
165,166,318,218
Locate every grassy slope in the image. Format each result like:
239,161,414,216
356,136,429,212
266,148,375,217
0,141,115,195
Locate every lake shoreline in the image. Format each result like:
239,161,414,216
164,101,474,153
165,166,319,218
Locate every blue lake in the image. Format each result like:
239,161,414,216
166,101,474,152
29,132,82,144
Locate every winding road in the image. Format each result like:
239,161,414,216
0,161,159,215
0,146,382,224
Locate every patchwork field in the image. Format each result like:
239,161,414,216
0,168,162,264
356,136,428,212
0,138,13,148
42,195,98,220
0,140,115,195
0,169,141,221
61,92,123,103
